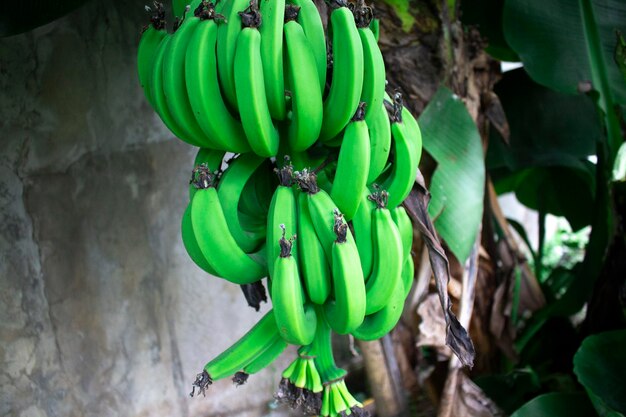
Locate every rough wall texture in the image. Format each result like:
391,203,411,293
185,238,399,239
0,1,297,416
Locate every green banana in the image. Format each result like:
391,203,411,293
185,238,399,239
181,202,218,275
401,254,415,299
352,274,405,341
237,336,288,378
259,0,287,120
351,190,375,278
297,192,331,305
324,211,366,335
370,16,379,41
288,0,326,93
380,93,422,208
391,205,413,261
329,103,370,220
137,3,166,107
216,0,249,110
172,0,187,16
353,1,385,122
217,154,266,253
295,170,338,262
272,230,317,345
366,99,392,184
266,160,298,278
403,102,424,165
284,8,323,152
162,4,216,148
238,159,274,224
191,309,280,396
234,7,280,157
151,34,203,146
189,166,267,284
185,3,251,153
364,190,403,314
319,4,364,142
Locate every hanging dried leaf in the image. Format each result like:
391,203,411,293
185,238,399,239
403,171,475,368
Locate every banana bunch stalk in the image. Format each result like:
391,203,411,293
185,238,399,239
138,0,423,413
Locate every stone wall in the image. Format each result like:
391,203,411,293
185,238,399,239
0,1,297,415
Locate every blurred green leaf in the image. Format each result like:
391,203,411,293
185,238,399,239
493,165,595,231
488,69,600,230
381,0,416,32
574,330,626,415
502,0,626,158
488,69,601,172
460,0,519,61
511,392,597,417
616,31,626,83
419,86,485,264
503,0,626,102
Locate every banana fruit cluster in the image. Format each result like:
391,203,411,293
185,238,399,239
138,0,422,415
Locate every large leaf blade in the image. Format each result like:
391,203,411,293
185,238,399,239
574,330,626,415
503,0,626,103
510,392,597,417
419,86,485,264
503,0,626,159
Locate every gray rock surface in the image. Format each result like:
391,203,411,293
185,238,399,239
0,1,298,415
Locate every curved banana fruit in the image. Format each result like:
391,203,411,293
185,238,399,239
266,161,298,278
137,4,166,107
378,92,423,207
172,0,187,17
234,11,280,157
297,192,331,305
401,254,415,299
319,5,364,142
216,0,249,110
296,171,338,261
185,5,251,153
181,202,218,275
366,100,392,184
353,3,385,122
151,34,203,146
217,154,266,253
330,103,370,220
352,275,404,341
162,5,216,148
236,336,288,381
324,212,366,334
191,309,280,396
391,205,413,261
380,100,421,208
284,9,323,152
259,0,287,120
190,166,267,284
272,231,317,345
288,0,327,93
364,193,403,314
351,190,375,279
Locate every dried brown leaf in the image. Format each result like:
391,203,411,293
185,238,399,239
403,171,475,368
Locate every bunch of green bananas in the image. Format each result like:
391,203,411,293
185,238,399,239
138,0,422,415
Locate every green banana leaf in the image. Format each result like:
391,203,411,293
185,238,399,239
502,0,626,158
510,392,597,417
574,330,626,416
418,86,484,264
488,69,600,230
0,0,90,37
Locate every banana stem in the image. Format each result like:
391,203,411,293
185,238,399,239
312,307,343,382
